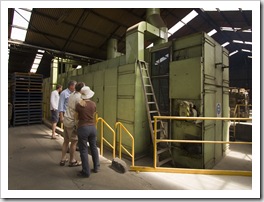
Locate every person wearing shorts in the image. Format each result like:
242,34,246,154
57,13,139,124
50,84,62,139
59,82,84,167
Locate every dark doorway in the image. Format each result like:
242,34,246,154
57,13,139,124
150,47,170,115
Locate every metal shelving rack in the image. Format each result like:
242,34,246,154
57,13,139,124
11,72,43,126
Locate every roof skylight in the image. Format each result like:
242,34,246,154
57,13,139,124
11,8,32,42
202,8,240,11
30,50,44,73
221,42,230,47
241,49,251,53
245,41,252,45
207,29,217,36
233,40,244,44
168,10,198,37
229,50,238,56
181,10,198,24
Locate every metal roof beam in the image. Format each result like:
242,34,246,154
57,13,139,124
195,8,241,53
62,9,90,52
88,8,128,28
217,10,248,44
8,40,104,63
239,9,251,27
26,27,100,51
32,9,108,39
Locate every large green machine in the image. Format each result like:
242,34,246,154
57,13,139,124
43,9,229,169
145,32,229,168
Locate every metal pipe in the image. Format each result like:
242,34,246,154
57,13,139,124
156,139,252,144
129,166,251,176
146,8,166,29
8,39,103,63
153,116,252,121
153,117,157,168
107,38,117,59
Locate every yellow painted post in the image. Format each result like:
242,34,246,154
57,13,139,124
119,125,122,159
113,128,116,159
100,120,103,156
153,117,157,168
132,135,135,167
95,113,98,129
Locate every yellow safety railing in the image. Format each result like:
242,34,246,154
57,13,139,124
96,114,116,159
230,104,252,140
115,122,135,166
143,116,252,176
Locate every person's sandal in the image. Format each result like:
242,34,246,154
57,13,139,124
59,159,69,166
69,160,82,167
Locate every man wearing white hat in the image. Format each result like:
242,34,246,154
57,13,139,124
75,86,100,178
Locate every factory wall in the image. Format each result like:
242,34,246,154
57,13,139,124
43,55,151,158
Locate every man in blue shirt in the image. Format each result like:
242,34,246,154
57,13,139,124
60,82,84,167
58,80,77,122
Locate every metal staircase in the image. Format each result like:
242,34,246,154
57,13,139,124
137,60,173,167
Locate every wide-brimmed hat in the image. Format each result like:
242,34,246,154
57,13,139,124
81,86,94,99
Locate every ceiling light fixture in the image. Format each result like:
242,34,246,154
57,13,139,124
242,29,252,33
220,27,242,32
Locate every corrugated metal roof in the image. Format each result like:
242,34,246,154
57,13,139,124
8,8,252,79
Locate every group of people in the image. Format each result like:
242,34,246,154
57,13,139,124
50,81,100,178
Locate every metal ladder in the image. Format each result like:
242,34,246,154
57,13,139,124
137,60,173,167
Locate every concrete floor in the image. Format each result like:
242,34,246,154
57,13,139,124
5,124,255,198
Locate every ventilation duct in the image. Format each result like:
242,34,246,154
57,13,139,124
107,38,118,59
107,38,123,59
146,8,168,44
125,9,168,63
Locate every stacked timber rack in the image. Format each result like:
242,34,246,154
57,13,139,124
11,72,43,126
